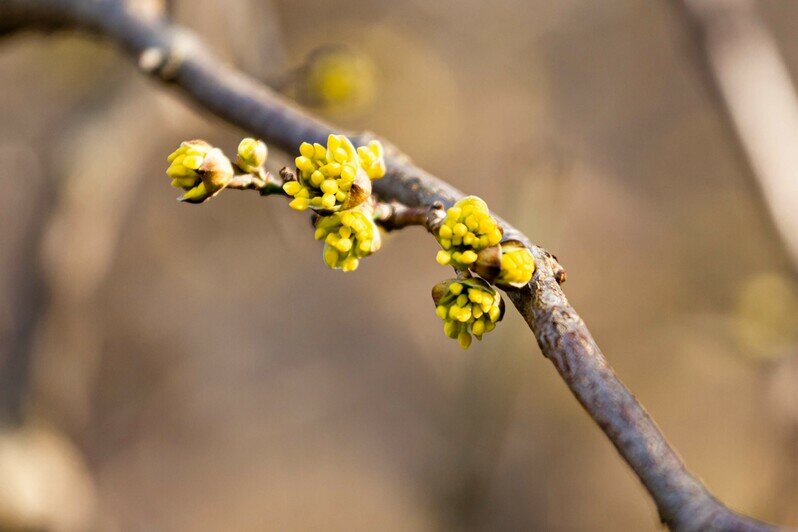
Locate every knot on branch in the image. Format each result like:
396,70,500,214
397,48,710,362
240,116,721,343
137,29,195,80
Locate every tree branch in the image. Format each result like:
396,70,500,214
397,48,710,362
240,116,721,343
373,201,442,232
0,0,780,528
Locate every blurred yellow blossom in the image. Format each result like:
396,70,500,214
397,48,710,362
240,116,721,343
299,46,376,112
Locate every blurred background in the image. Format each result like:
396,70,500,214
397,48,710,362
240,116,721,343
1,0,798,530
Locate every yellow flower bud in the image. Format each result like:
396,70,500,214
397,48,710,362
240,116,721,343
473,240,536,288
282,181,302,196
300,142,315,158
313,206,381,271
431,277,504,349
166,140,234,204
236,137,268,173
497,241,535,287
434,196,503,270
289,197,310,210
295,46,376,112
283,134,372,213
357,140,386,180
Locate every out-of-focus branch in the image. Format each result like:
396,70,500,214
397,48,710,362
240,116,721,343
0,152,52,428
668,0,798,271
667,2,798,523
0,0,780,529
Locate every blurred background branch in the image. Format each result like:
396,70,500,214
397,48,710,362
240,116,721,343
0,0,792,529
669,0,798,273
667,0,798,525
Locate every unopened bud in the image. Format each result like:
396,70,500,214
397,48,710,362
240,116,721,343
166,140,234,204
496,241,535,287
237,137,268,173
474,240,535,288
357,140,386,180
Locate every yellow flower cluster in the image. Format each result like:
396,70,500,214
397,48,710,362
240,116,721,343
166,140,234,203
435,196,503,269
283,134,385,212
164,135,536,350
314,208,381,271
497,242,536,287
427,196,536,348
433,278,504,349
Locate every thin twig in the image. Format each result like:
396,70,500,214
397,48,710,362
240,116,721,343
0,0,780,529
226,169,284,195
373,201,441,232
